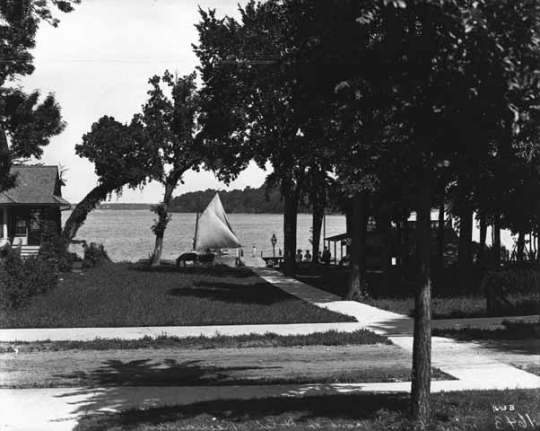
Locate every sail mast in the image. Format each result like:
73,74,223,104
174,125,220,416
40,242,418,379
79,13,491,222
193,192,201,251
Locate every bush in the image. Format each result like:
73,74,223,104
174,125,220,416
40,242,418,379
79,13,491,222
38,221,78,273
58,252,78,272
481,267,540,295
0,249,29,309
24,255,59,295
83,242,110,267
0,247,59,310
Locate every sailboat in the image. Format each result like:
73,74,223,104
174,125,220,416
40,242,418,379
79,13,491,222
193,193,242,253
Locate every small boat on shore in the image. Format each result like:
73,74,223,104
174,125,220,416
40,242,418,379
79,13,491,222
193,193,242,253
177,193,242,267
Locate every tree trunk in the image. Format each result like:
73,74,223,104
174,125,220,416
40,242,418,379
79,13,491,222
492,216,501,265
61,183,112,248
401,212,410,273
346,191,368,300
531,232,538,263
379,206,392,296
344,206,354,266
282,178,299,276
411,173,432,424
0,125,15,193
311,183,325,266
537,232,540,268
437,189,445,269
457,202,473,293
516,230,525,263
150,179,178,266
537,202,540,268
478,212,487,266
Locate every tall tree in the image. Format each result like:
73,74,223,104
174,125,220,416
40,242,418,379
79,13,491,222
196,2,320,275
347,0,533,421
0,0,80,191
0,89,65,189
347,189,369,299
0,0,80,87
305,160,330,265
61,116,157,245
138,71,203,265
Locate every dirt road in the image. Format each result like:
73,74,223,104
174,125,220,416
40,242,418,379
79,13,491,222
0,344,415,388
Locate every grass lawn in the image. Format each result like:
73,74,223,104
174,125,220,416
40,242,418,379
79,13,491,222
0,263,355,328
295,265,540,319
363,295,539,319
74,389,540,431
433,320,540,341
0,329,390,353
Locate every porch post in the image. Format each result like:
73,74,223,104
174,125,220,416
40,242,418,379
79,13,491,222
2,207,7,239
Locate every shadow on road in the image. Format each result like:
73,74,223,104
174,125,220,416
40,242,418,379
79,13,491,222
55,357,281,387
58,388,410,430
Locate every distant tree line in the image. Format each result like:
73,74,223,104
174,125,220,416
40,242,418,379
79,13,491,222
96,203,152,211
169,185,312,214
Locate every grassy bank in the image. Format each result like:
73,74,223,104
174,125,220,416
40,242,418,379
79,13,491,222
75,389,540,431
0,263,355,328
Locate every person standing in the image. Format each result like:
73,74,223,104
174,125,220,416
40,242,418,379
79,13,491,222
322,246,331,265
252,245,257,257
295,249,303,263
304,250,312,262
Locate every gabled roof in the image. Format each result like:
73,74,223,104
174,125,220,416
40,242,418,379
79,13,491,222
0,165,70,207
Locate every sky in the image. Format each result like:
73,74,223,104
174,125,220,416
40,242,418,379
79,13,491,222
19,0,268,204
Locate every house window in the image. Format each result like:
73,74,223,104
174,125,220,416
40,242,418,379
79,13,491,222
15,216,27,236
29,210,43,230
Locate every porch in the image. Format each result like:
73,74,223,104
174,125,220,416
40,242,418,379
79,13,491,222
0,206,62,256
0,165,70,257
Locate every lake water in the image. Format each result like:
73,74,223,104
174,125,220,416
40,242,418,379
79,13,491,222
62,210,347,262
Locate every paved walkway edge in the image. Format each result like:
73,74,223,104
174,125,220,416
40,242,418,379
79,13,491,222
0,322,369,343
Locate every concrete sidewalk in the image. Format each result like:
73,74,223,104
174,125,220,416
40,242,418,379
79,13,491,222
255,268,540,388
0,322,367,343
255,268,415,335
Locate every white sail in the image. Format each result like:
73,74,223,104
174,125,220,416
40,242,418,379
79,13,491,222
194,193,242,251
